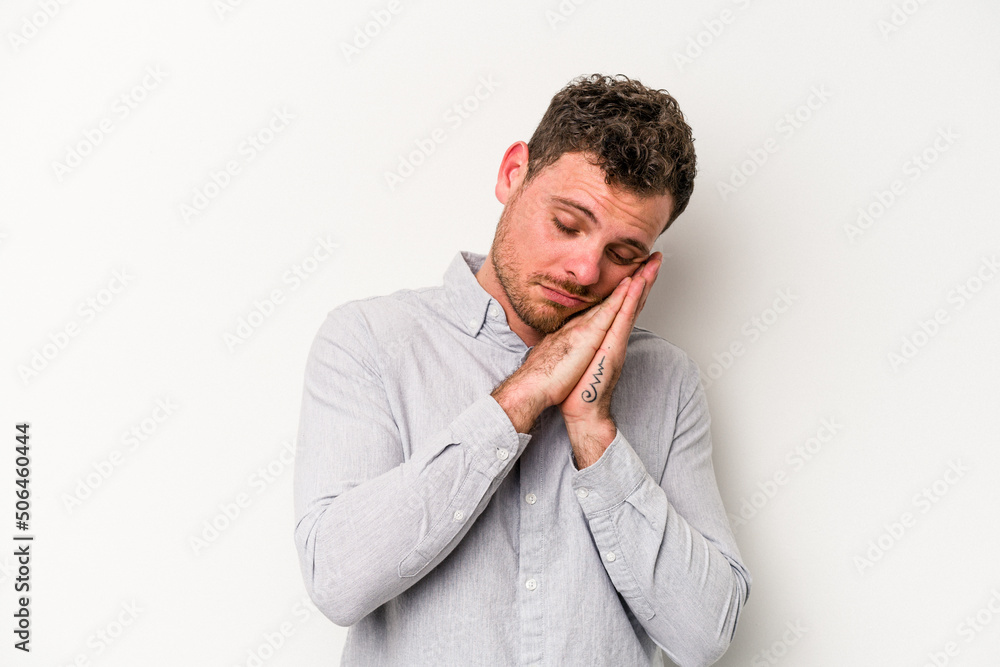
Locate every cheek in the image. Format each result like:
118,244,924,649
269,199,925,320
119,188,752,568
601,268,633,297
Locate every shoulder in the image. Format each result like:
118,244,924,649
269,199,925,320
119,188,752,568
314,284,451,351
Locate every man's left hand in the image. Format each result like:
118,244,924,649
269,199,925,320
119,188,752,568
559,252,662,467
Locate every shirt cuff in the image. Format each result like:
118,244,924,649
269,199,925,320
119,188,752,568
570,428,648,515
447,394,533,475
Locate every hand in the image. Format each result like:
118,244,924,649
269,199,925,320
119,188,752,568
491,273,636,433
559,253,662,428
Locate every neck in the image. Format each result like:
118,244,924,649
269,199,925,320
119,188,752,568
475,252,542,348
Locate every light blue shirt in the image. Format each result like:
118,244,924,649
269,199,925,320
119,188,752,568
293,250,751,666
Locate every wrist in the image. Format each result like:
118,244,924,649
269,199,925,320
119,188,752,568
565,416,617,469
492,373,547,434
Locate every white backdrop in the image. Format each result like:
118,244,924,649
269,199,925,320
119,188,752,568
2,1,999,665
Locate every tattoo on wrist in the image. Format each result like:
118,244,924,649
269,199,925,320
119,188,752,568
581,356,605,403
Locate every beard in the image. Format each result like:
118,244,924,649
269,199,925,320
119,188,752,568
489,187,592,336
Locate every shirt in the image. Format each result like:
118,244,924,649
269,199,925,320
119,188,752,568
293,250,751,667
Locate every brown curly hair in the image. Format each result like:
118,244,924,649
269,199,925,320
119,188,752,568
524,74,697,232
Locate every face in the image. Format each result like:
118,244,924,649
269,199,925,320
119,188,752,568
480,146,673,345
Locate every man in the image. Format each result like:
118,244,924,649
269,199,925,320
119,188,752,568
293,74,751,666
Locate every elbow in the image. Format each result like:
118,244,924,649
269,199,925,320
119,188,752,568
307,580,368,628
695,632,737,667
667,623,738,667
702,564,751,666
663,564,750,667
304,550,376,627
302,551,375,627
295,520,372,628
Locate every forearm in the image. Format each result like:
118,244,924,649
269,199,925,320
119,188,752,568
573,432,750,667
295,394,530,627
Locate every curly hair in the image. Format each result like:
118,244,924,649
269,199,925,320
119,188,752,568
524,74,697,231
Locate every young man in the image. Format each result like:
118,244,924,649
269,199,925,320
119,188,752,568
293,74,750,666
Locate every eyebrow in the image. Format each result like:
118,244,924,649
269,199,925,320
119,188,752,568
550,195,652,257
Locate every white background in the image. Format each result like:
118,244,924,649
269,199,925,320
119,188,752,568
2,1,999,665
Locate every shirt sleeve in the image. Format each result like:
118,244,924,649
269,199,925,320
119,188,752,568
293,306,532,627
570,355,751,667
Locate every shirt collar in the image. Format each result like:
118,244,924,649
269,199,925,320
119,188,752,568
444,250,494,337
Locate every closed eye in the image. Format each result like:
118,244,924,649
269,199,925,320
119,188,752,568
553,218,576,235
552,218,635,265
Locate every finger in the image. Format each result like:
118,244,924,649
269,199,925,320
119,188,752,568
603,275,644,349
635,254,661,317
579,275,631,327
629,253,660,287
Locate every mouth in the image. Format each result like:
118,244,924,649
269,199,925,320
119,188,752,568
539,284,589,307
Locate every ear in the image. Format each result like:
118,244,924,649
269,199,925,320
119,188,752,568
495,141,529,205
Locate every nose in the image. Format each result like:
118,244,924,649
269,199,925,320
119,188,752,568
561,243,603,290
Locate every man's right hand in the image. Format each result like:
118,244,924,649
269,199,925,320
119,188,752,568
491,274,636,433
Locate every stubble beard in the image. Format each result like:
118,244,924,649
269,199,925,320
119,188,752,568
490,189,580,336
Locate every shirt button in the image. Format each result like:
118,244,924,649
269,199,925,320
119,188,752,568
467,318,478,329
606,551,616,562
496,448,509,461
525,493,536,505
489,306,499,318
576,487,589,498
453,510,464,522
525,578,537,591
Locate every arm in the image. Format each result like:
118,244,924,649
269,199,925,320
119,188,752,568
547,255,748,664
570,357,751,667
292,306,532,626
